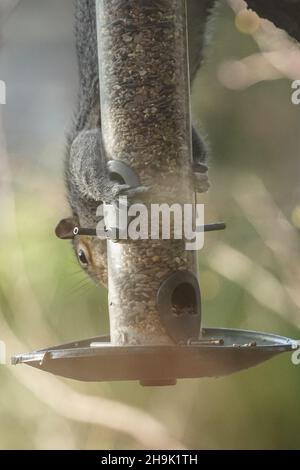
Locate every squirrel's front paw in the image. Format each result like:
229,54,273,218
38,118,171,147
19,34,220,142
100,181,150,204
114,184,150,199
191,162,210,193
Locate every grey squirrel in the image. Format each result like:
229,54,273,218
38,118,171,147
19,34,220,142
56,0,300,287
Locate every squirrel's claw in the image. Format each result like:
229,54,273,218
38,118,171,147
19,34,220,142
192,162,210,193
113,183,150,199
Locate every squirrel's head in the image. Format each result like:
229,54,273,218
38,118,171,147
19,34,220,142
55,217,108,288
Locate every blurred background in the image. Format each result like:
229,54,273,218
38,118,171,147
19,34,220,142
0,0,300,450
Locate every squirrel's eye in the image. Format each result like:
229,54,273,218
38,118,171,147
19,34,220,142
78,248,88,266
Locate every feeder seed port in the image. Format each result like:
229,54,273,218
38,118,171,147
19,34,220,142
157,270,201,343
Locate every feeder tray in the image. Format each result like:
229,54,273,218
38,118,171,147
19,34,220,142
11,328,298,386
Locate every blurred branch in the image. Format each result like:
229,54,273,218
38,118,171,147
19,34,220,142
208,242,300,330
218,53,283,90
233,175,300,312
207,174,300,330
245,0,300,43
228,0,300,42
220,0,300,89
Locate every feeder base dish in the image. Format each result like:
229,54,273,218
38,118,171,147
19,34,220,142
11,328,298,385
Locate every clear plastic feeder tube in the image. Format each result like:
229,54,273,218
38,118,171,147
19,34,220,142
96,0,199,345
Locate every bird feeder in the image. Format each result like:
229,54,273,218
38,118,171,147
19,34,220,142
12,0,298,385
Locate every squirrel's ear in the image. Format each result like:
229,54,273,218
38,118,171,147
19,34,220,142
55,217,77,240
